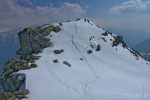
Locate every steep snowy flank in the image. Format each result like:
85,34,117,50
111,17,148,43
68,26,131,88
21,19,150,100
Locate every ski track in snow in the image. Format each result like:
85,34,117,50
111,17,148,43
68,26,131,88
45,61,79,95
72,23,101,95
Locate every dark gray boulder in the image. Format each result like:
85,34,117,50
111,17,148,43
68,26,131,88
0,73,26,92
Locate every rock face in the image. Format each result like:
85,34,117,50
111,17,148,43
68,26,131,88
112,36,126,48
16,25,61,59
0,89,29,100
0,24,62,100
1,59,29,79
0,73,26,92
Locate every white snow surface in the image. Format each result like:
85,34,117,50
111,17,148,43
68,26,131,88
20,19,150,100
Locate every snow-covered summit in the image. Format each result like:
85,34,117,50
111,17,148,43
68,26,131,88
21,19,150,100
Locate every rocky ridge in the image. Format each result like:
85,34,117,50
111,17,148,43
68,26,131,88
0,19,146,100
0,24,61,100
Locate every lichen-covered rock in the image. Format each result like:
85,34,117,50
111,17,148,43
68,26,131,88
0,92,16,100
1,69,14,80
0,73,26,92
14,89,29,99
0,89,29,100
3,59,18,73
16,28,33,59
16,25,61,59
2,59,29,78
25,55,40,63
16,60,29,70
16,27,51,59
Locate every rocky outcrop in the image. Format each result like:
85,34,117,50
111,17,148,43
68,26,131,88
0,73,26,92
0,24,62,99
17,25,61,59
101,31,142,60
102,31,127,48
112,36,127,48
0,89,29,100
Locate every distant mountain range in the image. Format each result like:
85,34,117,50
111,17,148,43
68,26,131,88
140,53,150,61
134,38,150,61
134,38,150,52
0,29,20,72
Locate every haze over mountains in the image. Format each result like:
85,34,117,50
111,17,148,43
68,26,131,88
134,38,150,61
134,38,150,53
0,29,20,72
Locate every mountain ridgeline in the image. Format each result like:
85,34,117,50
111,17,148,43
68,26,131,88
17,25,61,59
0,19,149,100
0,24,61,99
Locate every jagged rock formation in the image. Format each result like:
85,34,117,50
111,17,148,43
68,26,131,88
0,24,62,100
102,31,141,60
17,25,61,59
1,73,26,92
0,89,29,100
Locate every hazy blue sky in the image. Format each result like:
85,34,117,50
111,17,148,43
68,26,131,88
1,0,150,47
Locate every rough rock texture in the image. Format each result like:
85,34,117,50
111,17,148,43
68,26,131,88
0,89,29,100
16,25,61,59
112,36,127,48
0,24,62,99
0,73,26,92
2,59,29,78
16,28,50,59
101,31,141,60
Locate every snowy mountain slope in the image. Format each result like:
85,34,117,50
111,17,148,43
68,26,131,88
20,19,150,100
